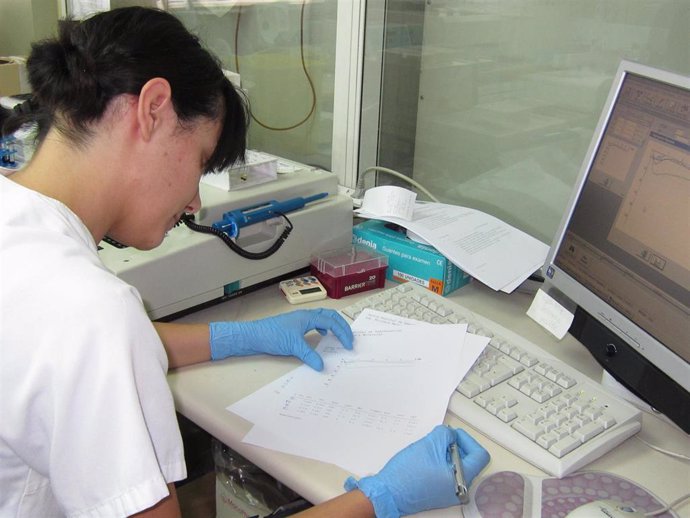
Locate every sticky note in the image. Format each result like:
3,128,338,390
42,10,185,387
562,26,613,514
526,288,574,339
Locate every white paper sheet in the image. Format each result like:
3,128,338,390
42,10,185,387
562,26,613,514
228,309,489,476
357,201,549,292
358,185,417,220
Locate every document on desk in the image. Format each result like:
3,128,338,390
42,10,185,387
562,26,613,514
356,193,549,292
228,309,489,476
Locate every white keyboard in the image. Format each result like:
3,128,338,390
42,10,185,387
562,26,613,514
341,282,642,478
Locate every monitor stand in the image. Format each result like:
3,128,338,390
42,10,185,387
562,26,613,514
570,307,690,434
600,371,681,431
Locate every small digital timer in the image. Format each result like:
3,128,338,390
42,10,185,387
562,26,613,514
279,276,328,304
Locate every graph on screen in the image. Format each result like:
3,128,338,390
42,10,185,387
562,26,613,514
611,137,690,273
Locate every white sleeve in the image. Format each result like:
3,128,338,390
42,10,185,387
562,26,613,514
47,284,186,517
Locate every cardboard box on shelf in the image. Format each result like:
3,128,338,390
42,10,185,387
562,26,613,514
0,57,30,97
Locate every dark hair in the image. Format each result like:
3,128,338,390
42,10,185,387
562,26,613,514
1,7,248,172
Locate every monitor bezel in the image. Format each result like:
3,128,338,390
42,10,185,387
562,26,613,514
542,60,690,398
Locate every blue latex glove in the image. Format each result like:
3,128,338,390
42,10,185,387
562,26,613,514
209,308,354,371
344,425,490,518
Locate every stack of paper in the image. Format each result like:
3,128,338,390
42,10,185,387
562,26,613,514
355,186,549,292
228,309,489,476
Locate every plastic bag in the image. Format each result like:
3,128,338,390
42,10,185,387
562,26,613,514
213,439,304,518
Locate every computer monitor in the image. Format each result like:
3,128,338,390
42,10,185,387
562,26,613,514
543,60,690,434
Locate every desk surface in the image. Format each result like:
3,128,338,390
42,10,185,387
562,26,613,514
167,281,690,517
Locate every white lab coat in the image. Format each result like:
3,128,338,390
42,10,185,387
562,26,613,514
0,176,186,517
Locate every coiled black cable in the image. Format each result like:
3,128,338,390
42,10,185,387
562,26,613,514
177,212,293,260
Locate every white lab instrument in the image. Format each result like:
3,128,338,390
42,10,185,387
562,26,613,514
98,161,352,320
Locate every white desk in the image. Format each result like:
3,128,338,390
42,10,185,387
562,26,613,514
167,281,690,517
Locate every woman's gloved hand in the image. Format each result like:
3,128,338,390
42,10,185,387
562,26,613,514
209,308,354,371
344,425,490,518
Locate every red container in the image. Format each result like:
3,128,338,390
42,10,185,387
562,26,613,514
310,245,388,299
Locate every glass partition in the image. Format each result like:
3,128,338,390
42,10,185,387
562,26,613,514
66,0,346,173
69,0,689,245
167,0,339,170
361,0,689,243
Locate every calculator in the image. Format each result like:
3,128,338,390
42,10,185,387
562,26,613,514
279,276,328,304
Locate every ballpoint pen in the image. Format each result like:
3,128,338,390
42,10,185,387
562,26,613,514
450,441,470,504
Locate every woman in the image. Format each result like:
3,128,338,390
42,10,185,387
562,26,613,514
0,7,489,518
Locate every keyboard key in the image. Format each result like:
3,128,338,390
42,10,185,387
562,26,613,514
474,394,491,408
549,436,582,457
497,408,518,423
519,354,539,367
486,399,506,415
436,305,452,317
540,419,558,433
531,391,551,403
574,422,604,442
557,375,577,389
513,419,544,441
598,414,617,429
538,406,556,418
488,366,514,386
457,380,480,398
537,432,558,449
544,368,560,382
498,355,524,374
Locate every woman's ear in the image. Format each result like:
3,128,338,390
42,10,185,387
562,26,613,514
137,77,174,142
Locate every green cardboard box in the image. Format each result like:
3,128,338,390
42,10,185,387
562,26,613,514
352,219,471,296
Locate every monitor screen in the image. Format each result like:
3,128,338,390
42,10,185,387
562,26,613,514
544,61,690,433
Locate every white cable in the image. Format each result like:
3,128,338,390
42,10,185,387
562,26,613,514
643,492,690,516
635,435,690,461
357,166,440,202
633,431,690,516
